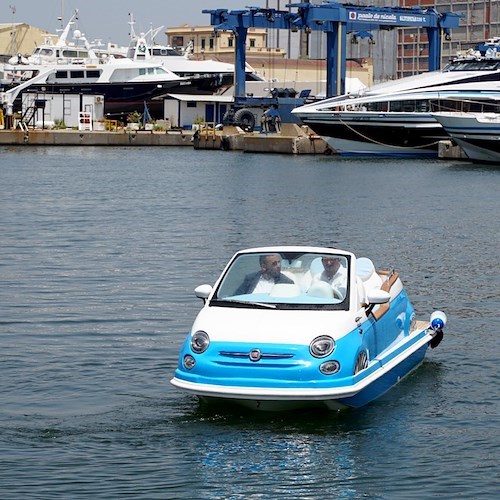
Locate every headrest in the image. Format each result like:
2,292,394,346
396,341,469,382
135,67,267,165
356,257,375,282
306,281,334,298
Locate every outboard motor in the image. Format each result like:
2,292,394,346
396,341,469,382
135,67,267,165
429,311,447,348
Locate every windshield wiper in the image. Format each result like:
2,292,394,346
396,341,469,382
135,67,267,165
211,298,277,309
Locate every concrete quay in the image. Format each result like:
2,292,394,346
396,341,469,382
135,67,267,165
193,124,331,154
0,129,194,147
438,140,468,160
0,127,469,160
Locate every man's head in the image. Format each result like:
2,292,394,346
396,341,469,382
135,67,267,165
260,254,282,279
321,256,341,278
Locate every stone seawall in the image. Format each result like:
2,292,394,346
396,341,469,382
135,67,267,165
0,129,194,146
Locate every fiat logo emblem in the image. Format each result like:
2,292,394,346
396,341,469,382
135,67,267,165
249,349,262,362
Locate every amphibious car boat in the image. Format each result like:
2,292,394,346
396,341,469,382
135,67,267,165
171,246,446,411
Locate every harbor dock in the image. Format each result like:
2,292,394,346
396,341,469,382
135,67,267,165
0,128,194,147
0,126,467,160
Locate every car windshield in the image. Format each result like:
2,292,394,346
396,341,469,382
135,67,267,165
212,251,350,310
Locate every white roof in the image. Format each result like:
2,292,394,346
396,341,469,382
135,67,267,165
166,93,234,103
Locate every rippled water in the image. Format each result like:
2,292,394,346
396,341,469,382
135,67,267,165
1,146,498,498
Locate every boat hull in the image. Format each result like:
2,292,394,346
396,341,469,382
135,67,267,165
6,77,222,119
171,327,433,412
452,137,500,162
298,112,445,158
432,112,500,163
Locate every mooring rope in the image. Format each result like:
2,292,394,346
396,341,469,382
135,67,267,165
336,114,441,150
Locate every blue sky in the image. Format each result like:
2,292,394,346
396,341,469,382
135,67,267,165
4,1,265,45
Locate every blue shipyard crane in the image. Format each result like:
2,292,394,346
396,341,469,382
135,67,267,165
203,2,461,98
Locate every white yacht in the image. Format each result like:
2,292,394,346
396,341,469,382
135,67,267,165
0,11,243,119
293,49,500,158
433,112,500,163
125,23,260,89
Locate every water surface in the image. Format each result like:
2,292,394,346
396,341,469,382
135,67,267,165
1,146,498,498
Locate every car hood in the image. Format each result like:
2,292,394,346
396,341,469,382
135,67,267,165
191,305,358,345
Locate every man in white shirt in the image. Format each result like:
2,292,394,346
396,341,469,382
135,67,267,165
313,256,347,298
235,254,294,295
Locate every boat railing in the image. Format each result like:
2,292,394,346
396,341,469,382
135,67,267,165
196,122,217,139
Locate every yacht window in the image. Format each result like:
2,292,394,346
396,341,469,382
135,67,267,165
156,67,167,75
40,48,53,56
86,70,100,78
388,101,402,112
366,101,388,112
62,49,88,58
445,60,500,72
416,101,430,112
402,100,417,112
139,68,146,76
55,71,68,79
430,99,461,112
70,70,85,79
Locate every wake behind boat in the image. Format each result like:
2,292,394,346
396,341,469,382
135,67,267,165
171,246,446,412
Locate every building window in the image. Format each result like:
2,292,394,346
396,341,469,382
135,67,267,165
187,102,197,108
228,37,233,48
201,38,206,50
172,36,184,48
209,38,214,50
249,39,256,48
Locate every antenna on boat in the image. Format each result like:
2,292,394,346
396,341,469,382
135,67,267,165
56,9,78,47
128,13,137,40
149,25,164,46
8,4,18,55
57,0,65,30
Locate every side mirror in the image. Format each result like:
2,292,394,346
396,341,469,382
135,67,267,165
194,284,213,300
366,289,391,305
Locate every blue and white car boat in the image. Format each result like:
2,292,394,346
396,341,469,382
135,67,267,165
171,246,446,411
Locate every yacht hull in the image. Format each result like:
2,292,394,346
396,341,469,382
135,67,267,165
432,112,500,163
15,78,220,119
299,112,445,157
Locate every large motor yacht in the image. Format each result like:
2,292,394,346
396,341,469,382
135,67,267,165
0,12,248,119
292,48,500,158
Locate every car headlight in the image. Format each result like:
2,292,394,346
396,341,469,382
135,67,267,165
183,355,196,370
310,335,335,358
320,360,340,375
191,330,210,354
